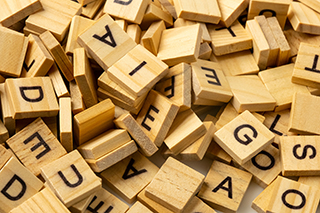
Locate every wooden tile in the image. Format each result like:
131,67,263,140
288,2,320,35
247,0,291,29
84,188,129,213
78,14,136,70
0,157,43,212
41,150,101,207
298,0,320,14
299,176,320,189
78,129,131,159
81,0,105,19
173,0,221,24
70,193,95,213
70,80,86,115
245,19,270,70
47,63,70,98
104,0,149,24
138,188,175,213
0,83,15,135
136,90,179,147
159,0,177,19
145,157,205,213
25,0,82,42
10,188,70,213
86,140,138,172
217,0,249,27
214,110,274,164
155,62,192,112
5,77,59,119
0,27,28,77
266,176,319,213
21,34,54,78
127,201,153,213
40,31,74,82
114,113,158,156
141,20,166,55
288,92,320,135
127,24,142,44
226,75,276,112
66,15,94,56
157,24,202,66
292,42,320,88
164,109,206,155
0,0,42,27
192,59,233,103
78,0,96,6
0,120,8,145
140,3,173,30
198,160,252,213
208,20,252,56
205,140,232,164
74,98,114,145
192,93,224,106
198,42,212,60
0,145,13,170
259,63,309,111
211,50,259,76
100,152,159,203
59,97,73,152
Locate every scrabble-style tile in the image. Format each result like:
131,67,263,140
198,42,212,60
5,77,59,119
174,18,211,43
213,110,274,164
140,3,173,29
0,84,15,135
205,140,232,164
47,64,70,98
141,20,166,55
126,24,141,44
159,0,177,19
59,97,73,152
82,0,105,19
69,80,86,115
217,0,249,27
100,152,159,203
127,201,153,213
298,0,320,14
0,145,12,170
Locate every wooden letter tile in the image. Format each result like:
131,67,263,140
145,157,205,213
5,77,59,119
100,152,159,203
198,160,252,213
48,64,70,98
41,150,101,207
78,14,136,70
0,157,43,212
60,97,73,152
213,110,275,164
127,201,153,213
217,0,249,27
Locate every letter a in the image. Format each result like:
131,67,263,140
93,25,117,48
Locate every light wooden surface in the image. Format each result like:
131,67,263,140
141,20,165,55
157,24,201,66
69,193,95,213
5,77,59,119
127,201,153,213
69,80,86,115
59,97,73,152
100,152,159,204
159,0,177,19
174,18,211,43
213,110,274,165
298,0,320,14
78,14,136,70
199,42,212,60
0,83,15,135
164,109,206,155
81,0,105,19
198,160,252,213
114,113,158,156
145,157,205,213
74,98,114,145
0,145,12,170
205,139,232,164
140,3,173,29
227,75,276,112
138,188,175,213
41,150,101,207
127,24,142,44
107,44,168,98
0,157,43,212
47,63,70,98
217,0,249,27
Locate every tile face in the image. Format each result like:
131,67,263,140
5,77,59,119
218,0,248,27
213,110,274,164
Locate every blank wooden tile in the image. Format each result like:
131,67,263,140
70,80,86,115
0,157,43,212
198,42,212,60
247,0,291,29
164,109,206,155
173,0,221,24
127,201,153,213
208,20,252,56
157,24,202,66
47,64,70,98
25,0,82,42
5,77,59,119
74,98,114,145
140,3,173,29
7,117,66,176
78,14,136,70
84,188,129,213
155,62,192,112
114,113,158,156
107,44,168,98
145,157,205,213
192,59,233,103
100,152,159,204
21,34,54,78
266,176,319,213
59,97,73,152
259,63,309,111
10,188,70,213
0,27,28,77
141,20,165,55
214,110,274,164
86,140,138,172
104,0,149,24
289,92,320,135
198,160,252,213
41,150,101,207
127,24,142,44
227,75,276,112
217,0,249,27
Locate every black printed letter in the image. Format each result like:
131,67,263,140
215,26,236,37
87,195,114,213
305,55,320,73
234,124,258,145
259,9,276,17
122,158,147,180
114,0,133,5
212,176,233,199
58,164,83,188
93,25,117,48
19,86,44,102
129,61,147,76
282,189,306,209
24,132,51,159
23,59,35,72
269,114,283,136
141,105,159,131
201,66,221,86
1,174,26,201
164,76,175,98
293,144,316,160
251,150,275,170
